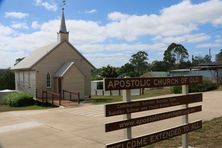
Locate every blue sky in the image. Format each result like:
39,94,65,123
0,0,222,68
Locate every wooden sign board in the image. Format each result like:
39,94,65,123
106,120,202,148
105,106,201,132
104,76,202,90
105,93,202,117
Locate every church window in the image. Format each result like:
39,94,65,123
46,73,51,88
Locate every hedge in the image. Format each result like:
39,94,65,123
172,79,219,94
3,92,35,107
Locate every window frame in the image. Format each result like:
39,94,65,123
46,72,51,88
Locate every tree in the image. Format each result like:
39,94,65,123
163,43,189,69
178,60,192,69
119,63,139,77
129,51,149,76
14,57,25,65
151,60,168,71
0,69,15,90
98,65,119,78
216,49,222,63
192,55,212,66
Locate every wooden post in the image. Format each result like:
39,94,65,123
62,89,65,100
46,91,48,103
182,85,189,148
59,94,61,105
122,89,132,139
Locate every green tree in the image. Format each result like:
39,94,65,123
14,57,25,65
129,51,149,76
216,49,222,62
119,63,139,77
0,69,15,90
178,60,192,69
151,60,168,71
192,55,212,66
163,43,189,69
98,65,119,78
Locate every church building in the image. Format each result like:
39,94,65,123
14,8,95,99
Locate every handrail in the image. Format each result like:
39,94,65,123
41,90,80,106
63,89,80,104
42,90,62,105
63,89,79,95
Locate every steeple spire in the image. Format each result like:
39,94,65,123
59,8,67,33
57,0,69,42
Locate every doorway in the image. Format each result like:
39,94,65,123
58,78,62,94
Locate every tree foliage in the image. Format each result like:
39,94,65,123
151,60,168,71
14,57,25,66
216,49,222,62
192,55,212,66
98,65,119,78
129,51,149,76
0,69,15,90
163,43,189,69
119,63,138,77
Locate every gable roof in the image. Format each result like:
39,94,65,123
14,43,59,70
13,41,96,70
65,41,96,70
54,62,74,77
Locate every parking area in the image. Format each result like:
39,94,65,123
0,91,222,148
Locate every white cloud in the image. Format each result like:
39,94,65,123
31,21,41,29
34,0,57,11
2,0,222,68
154,33,210,44
196,43,222,48
0,24,14,36
5,12,29,19
84,9,97,14
215,39,222,43
105,0,222,41
10,22,29,29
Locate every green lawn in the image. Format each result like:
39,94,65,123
90,88,172,104
216,85,222,91
145,117,222,147
0,103,56,112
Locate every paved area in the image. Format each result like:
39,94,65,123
0,91,221,148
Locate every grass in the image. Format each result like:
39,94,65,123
216,85,222,91
0,102,56,112
145,117,222,147
90,88,172,104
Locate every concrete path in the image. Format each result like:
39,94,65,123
0,91,221,148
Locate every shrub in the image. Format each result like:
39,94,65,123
172,79,219,94
3,92,34,107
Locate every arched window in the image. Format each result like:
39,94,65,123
46,73,51,88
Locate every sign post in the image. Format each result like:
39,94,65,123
182,85,189,148
104,76,203,148
123,89,132,139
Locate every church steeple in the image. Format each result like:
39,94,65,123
57,1,69,43
59,8,67,33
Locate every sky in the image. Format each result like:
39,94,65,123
1,0,222,68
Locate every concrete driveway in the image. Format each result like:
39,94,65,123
0,91,221,148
